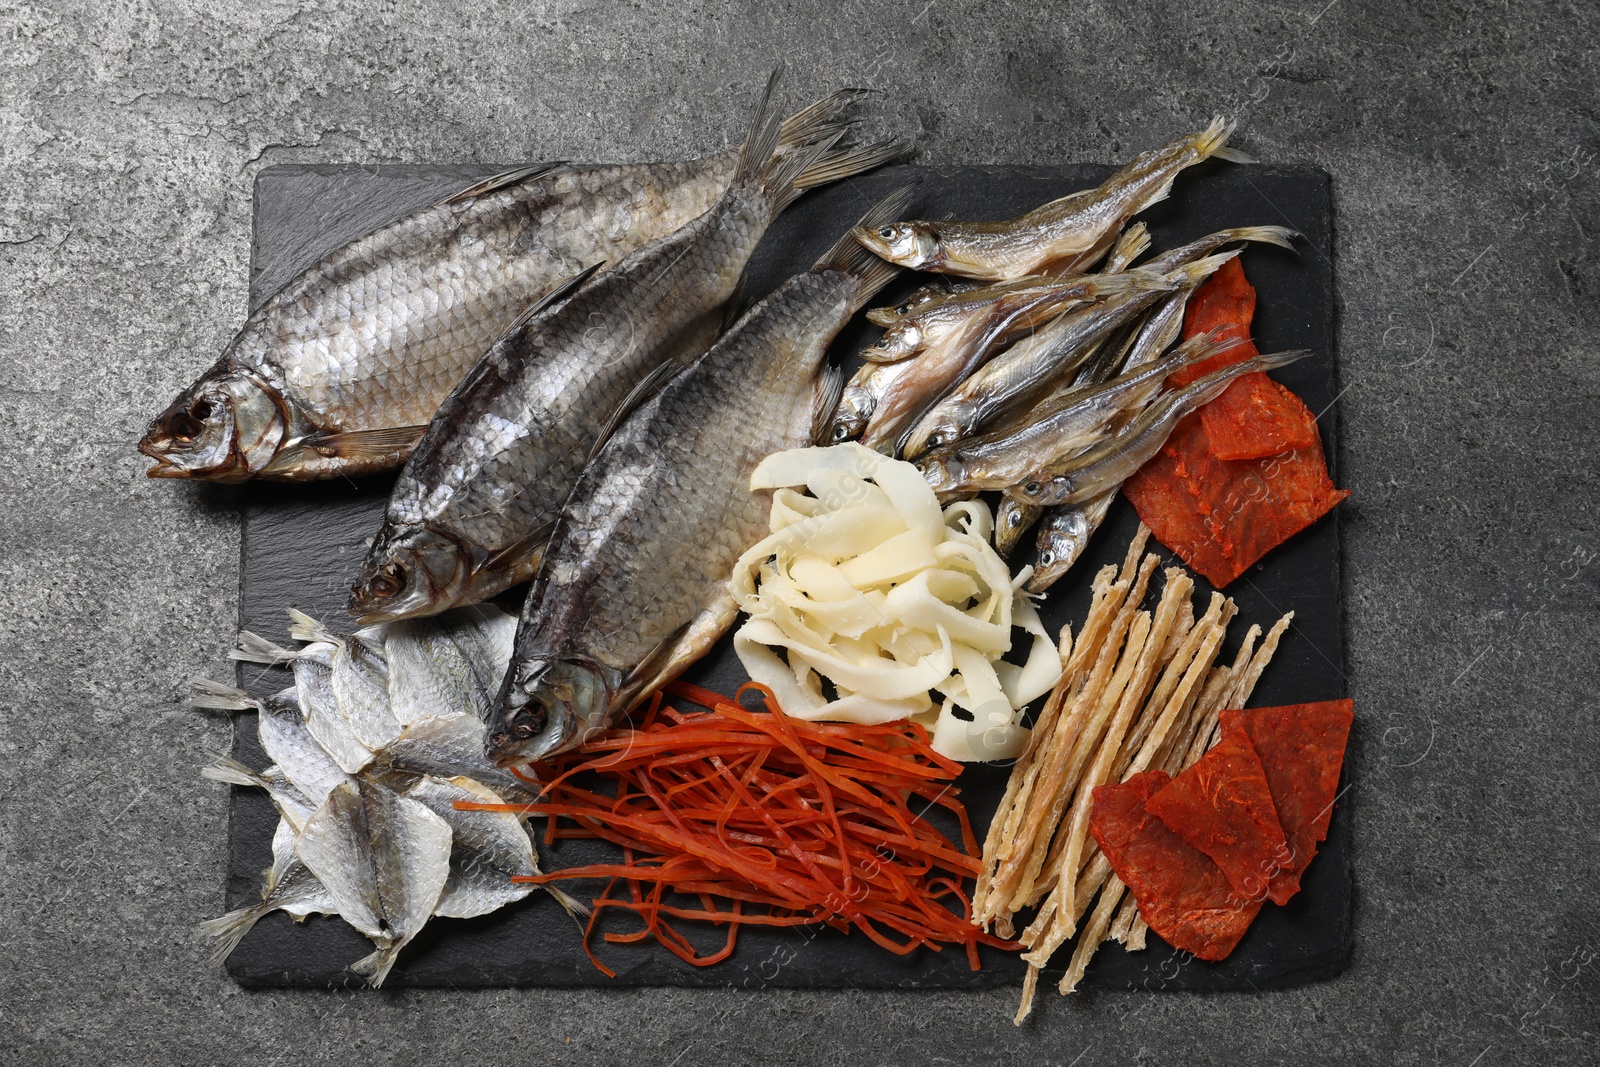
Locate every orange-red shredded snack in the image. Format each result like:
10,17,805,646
461,681,1008,976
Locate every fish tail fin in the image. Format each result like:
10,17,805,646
1195,115,1253,163
1103,222,1151,273
731,66,789,189
1222,224,1300,251
812,181,919,307
776,88,867,155
546,885,592,922
1165,249,1241,289
734,68,902,215
792,138,908,192
198,904,267,964
187,677,260,713
1248,348,1314,372
200,752,267,789
231,629,300,666
351,941,402,988
286,607,339,646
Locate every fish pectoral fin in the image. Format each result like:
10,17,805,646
613,597,741,716
481,527,549,581
810,364,844,445
436,162,568,206
586,359,682,463
288,424,431,463
495,261,606,344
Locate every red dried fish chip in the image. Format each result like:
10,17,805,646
1124,410,1349,589
1200,373,1323,461
1090,770,1261,962
1171,257,1257,387
1146,720,1291,902
1221,699,1354,905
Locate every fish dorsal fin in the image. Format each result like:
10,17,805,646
811,364,844,445
494,261,606,346
586,360,682,464
436,162,567,206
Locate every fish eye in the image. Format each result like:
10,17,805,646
877,226,897,240
831,423,851,441
1038,551,1055,566
894,303,912,315
1023,481,1041,496
367,563,405,600
926,433,945,449
1007,511,1022,527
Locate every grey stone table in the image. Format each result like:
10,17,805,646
1,1,1594,1063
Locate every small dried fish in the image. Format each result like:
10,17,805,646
1024,490,1119,594
915,332,1235,495
852,117,1248,280
1007,349,1313,507
384,606,517,725
899,254,1233,460
858,270,1166,456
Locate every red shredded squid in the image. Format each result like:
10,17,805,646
458,681,1010,976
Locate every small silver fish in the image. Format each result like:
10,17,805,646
1024,490,1119,594
1007,349,1313,507
994,498,1044,558
852,117,1248,280
899,254,1231,460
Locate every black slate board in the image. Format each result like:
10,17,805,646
226,160,1349,991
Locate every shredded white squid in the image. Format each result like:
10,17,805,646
730,444,1062,761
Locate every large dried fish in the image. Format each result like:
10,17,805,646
486,189,912,765
138,89,871,482
851,117,1248,280
350,73,899,624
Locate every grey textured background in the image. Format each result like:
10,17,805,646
1,0,1595,1063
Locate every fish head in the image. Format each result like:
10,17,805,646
993,498,1035,558
348,524,472,624
852,220,940,270
1024,508,1092,593
827,387,875,443
486,658,611,765
865,288,942,328
913,451,966,496
900,405,970,461
1012,472,1073,506
138,370,286,482
861,321,923,363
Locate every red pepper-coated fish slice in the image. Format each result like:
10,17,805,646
1200,372,1324,461
1145,720,1291,902
1090,770,1262,962
1170,257,1257,387
1124,411,1349,588
1221,699,1354,905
